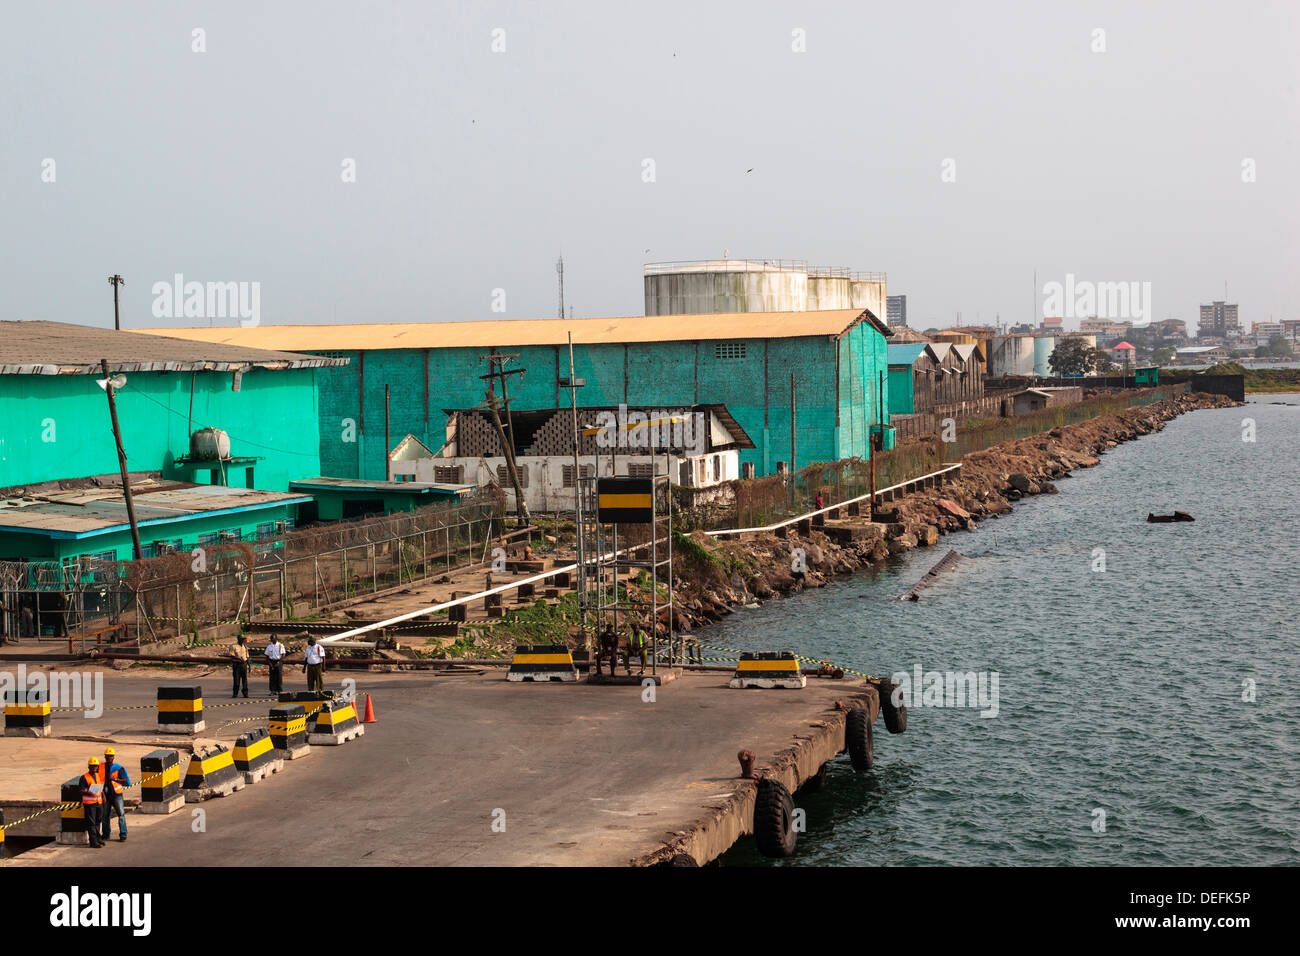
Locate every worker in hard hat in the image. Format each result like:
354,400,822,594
80,758,106,848
101,747,131,842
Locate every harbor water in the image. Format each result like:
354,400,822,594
720,396,1300,866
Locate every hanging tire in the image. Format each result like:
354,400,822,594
876,678,908,734
846,707,874,771
753,778,797,858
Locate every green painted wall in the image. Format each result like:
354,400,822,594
0,501,299,564
888,366,915,416
308,325,889,481
0,367,324,493
305,487,453,521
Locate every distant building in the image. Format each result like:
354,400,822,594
1080,317,1132,337
1154,318,1187,339
1175,345,1231,364
1198,301,1239,339
1040,316,1063,332
1010,386,1083,416
887,295,908,327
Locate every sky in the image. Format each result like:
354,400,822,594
2,0,1297,336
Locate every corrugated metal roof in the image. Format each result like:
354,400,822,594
0,480,310,536
133,308,890,351
0,321,349,375
887,344,931,366
289,477,473,495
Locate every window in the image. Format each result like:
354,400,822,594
714,342,746,360
562,464,595,487
496,463,529,488
627,462,655,478
198,533,218,546
256,523,275,540
150,539,182,556
433,465,463,483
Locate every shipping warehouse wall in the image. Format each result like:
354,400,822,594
0,367,324,492
312,334,889,482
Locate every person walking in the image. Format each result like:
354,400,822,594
80,757,106,849
265,635,286,694
228,635,250,698
101,747,131,842
596,625,618,677
304,636,326,693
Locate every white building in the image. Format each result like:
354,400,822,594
387,404,755,514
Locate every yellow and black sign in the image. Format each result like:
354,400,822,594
596,477,654,524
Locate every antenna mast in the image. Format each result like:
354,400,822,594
557,255,566,319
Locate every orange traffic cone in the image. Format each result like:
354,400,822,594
361,694,376,723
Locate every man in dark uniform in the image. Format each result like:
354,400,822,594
596,625,618,677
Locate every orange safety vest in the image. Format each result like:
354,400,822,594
81,772,104,805
105,763,125,795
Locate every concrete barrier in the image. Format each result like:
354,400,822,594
183,744,245,802
233,727,283,783
4,690,51,737
138,749,184,814
307,699,364,745
157,685,205,735
729,652,807,690
57,777,89,845
269,704,310,759
506,644,579,682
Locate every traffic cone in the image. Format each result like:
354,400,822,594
361,694,376,723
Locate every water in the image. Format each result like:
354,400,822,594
720,395,1300,866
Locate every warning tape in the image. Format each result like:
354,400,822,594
0,700,335,837
49,696,277,714
688,639,880,682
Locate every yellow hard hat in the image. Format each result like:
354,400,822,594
88,757,100,767
104,747,116,757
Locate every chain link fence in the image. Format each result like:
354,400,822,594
0,490,504,649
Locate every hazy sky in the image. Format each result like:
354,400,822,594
3,1,1297,335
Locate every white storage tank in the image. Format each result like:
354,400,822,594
806,269,852,311
189,427,231,461
989,335,1035,377
849,275,887,318
1034,336,1056,376
643,260,809,315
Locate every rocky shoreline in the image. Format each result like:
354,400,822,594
668,391,1239,630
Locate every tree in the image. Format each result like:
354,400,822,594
1048,337,1096,376
1152,346,1175,366
1267,335,1293,357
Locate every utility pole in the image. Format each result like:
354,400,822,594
559,331,588,639
108,275,124,331
100,359,142,560
384,385,391,480
480,352,531,527
556,256,566,319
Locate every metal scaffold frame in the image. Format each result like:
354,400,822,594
577,473,675,673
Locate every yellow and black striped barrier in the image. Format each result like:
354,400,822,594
233,727,282,782
269,704,310,758
307,698,363,745
182,744,245,802
157,685,205,735
595,477,654,524
4,690,52,738
57,777,90,846
139,750,184,814
507,643,579,683
728,652,807,690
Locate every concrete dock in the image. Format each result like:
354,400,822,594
2,666,882,866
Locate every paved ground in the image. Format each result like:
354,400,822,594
5,667,865,866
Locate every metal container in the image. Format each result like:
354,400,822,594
189,427,231,461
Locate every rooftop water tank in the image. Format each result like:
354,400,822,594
190,427,231,461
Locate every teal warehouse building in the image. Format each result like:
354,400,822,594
140,308,895,482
